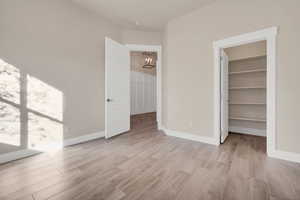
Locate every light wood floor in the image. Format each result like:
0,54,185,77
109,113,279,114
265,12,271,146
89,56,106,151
0,112,300,200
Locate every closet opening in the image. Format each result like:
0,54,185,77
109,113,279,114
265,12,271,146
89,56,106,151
130,51,157,130
213,27,277,156
220,41,267,150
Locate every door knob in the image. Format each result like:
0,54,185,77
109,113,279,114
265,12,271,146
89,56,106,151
106,98,113,102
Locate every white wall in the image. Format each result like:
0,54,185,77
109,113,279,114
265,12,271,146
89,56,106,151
163,0,300,154
0,0,121,154
122,29,162,45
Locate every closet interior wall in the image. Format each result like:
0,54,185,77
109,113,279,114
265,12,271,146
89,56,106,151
226,41,267,137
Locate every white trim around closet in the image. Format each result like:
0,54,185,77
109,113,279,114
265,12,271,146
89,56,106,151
126,44,162,130
213,27,278,157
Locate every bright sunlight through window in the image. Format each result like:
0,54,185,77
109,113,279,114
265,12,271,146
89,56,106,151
27,75,63,151
0,58,64,152
0,59,21,146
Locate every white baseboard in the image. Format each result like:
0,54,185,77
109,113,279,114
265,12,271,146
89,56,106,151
2,129,299,164
63,131,105,147
230,128,300,163
161,127,219,146
157,122,162,131
0,131,105,164
161,127,300,164
229,127,266,137
0,149,39,164
269,150,300,164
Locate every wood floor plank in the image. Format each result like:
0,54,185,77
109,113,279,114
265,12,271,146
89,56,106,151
0,112,299,200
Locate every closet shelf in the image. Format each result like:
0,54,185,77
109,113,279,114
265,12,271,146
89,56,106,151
229,69,266,75
229,117,266,122
229,86,266,90
229,103,266,105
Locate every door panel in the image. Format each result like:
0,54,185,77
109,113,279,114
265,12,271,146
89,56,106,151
105,38,130,138
221,49,229,143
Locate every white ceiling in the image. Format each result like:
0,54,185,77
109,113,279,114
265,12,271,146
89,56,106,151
72,0,216,31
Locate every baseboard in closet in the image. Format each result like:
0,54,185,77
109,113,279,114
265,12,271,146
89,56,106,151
229,126,266,137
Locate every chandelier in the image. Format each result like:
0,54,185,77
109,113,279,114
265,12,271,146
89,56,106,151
142,52,156,69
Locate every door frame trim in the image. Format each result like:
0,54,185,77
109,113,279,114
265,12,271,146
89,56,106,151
220,49,229,143
213,27,278,156
126,44,162,130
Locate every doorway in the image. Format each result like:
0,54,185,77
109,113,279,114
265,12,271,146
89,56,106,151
130,51,157,130
126,44,162,130
221,41,267,145
105,39,162,139
213,27,277,156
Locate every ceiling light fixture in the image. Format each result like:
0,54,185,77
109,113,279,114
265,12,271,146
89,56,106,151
142,52,156,69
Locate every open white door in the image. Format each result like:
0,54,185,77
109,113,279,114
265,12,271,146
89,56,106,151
220,49,229,143
105,38,130,139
